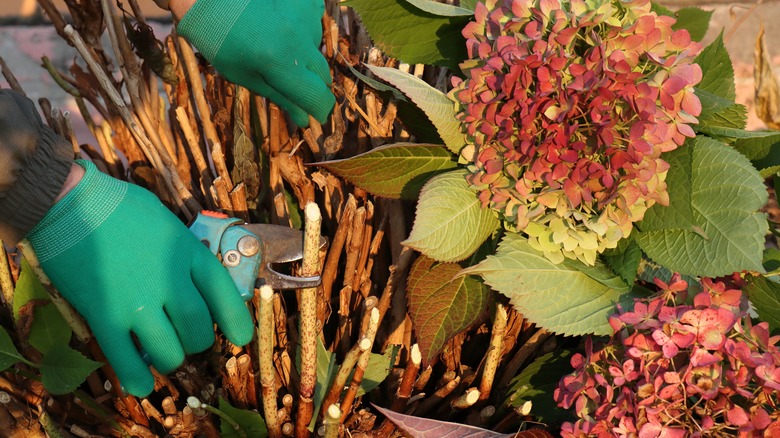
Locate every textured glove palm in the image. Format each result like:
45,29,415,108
27,161,254,396
177,0,335,127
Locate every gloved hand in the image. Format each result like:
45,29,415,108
27,160,254,396
177,0,335,127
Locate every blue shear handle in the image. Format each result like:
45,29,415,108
189,213,261,300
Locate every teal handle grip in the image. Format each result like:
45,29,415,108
189,212,261,300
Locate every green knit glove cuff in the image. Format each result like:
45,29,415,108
176,0,251,62
27,160,125,262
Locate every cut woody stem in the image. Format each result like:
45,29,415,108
479,303,508,401
338,307,380,421
295,202,323,437
258,285,282,438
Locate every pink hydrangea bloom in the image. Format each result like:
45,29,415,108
452,0,702,264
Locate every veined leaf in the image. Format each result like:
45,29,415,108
366,65,464,154
695,88,747,131
408,255,491,366
743,275,780,335
39,344,101,395
603,238,642,286
345,0,469,71
28,302,72,354
636,136,768,277
218,397,267,438
359,345,400,396
403,170,499,262
403,0,475,16
462,234,637,336
374,404,519,437
0,327,30,371
651,5,712,42
13,258,49,319
314,143,457,199
695,33,736,101
699,127,780,178
504,350,575,427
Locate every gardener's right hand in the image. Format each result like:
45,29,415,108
174,0,335,127
27,160,254,397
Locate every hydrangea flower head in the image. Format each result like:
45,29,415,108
452,0,703,264
554,275,780,436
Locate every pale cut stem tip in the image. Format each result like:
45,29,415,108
305,202,321,222
410,344,422,365
259,285,274,301
326,404,341,420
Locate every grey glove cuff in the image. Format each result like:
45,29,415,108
0,91,74,245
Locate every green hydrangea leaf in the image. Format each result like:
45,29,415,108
403,169,499,262
366,65,464,154
504,350,575,427
39,344,101,395
460,0,478,10
403,0,475,16
0,327,30,372
358,345,400,396
13,258,49,319
345,0,469,71
743,275,780,335
217,396,267,438
408,255,491,366
695,88,747,131
763,248,780,275
603,238,642,286
695,33,736,101
703,128,780,178
462,234,637,336
672,8,713,42
28,302,72,355
636,136,768,277
314,144,457,199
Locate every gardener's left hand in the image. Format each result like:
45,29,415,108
170,0,335,128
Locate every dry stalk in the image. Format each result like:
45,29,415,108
495,328,553,394
479,304,509,402
258,286,282,438
339,308,380,418
0,56,24,93
376,344,422,437
413,376,461,417
320,337,370,416
321,194,357,300
295,203,323,437
175,106,215,207
353,201,374,293
0,243,15,315
322,404,341,438
175,35,221,150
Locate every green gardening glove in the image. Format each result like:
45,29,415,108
27,160,254,396
177,0,335,127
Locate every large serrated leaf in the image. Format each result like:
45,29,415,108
346,0,469,71
504,350,575,427
743,275,780,336
374,404,518,437
314,144,457,199
403,0,474,16
462,234,636,336
700,127,780,178
636,136,768,277
650,5,713,42
695,33,735,101
403,170,499,262
603,238,642,286
39,344,101,395
366,65,464,154
0,327,28,372
218,396,268,438
407,255,491,366
696,88,747,131
28,302,72,354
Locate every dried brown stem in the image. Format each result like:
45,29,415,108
496,328,553,394
320,337,370,416
321,194,356,300
376,344,422,437
175,106,215,207
479,304,508,402
258,286,282,438
295,203,323,437
176,36,220,150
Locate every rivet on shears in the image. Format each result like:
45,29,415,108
237,235,261,257
224,250,242,267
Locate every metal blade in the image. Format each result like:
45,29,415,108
239,224,327,290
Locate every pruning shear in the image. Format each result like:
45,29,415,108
189,211,325,299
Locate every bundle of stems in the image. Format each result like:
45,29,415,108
0,0,558,436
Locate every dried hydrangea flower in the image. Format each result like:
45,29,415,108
452,0,702,264
554,275,780,436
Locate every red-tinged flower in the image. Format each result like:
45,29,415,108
453,0,703,264
557,276,780,436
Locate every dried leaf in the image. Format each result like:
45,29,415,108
755,25,780,130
